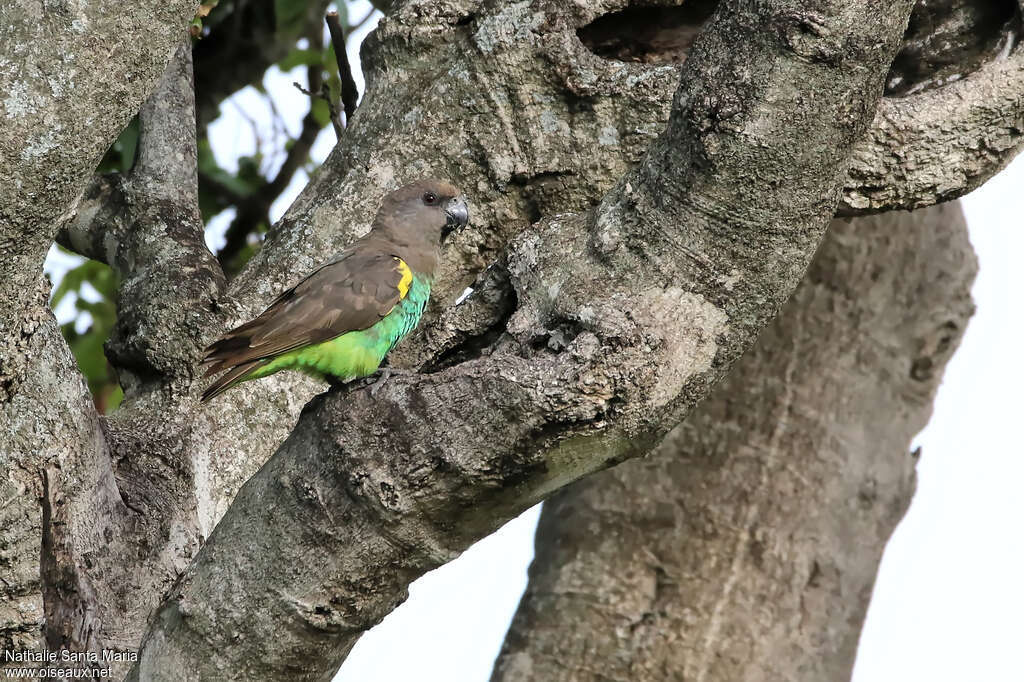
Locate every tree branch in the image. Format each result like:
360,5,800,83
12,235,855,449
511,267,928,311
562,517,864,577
25,39,227,676
8,0,1013,677
1,284,128,672
840,41,1024,214
60,39,226,388
326,10,360,124
130,0,918,678
0,0,198,391
213,8,368,273
493,202,978,682
233,1,1022,355
0,0,204,662
55,174,131,265
102,0,1024,671
134,42,203,207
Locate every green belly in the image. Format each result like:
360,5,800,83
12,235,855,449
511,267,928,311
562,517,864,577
249,276,430,382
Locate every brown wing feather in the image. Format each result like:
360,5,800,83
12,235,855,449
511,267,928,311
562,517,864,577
202,247,407,374
201,359,271,402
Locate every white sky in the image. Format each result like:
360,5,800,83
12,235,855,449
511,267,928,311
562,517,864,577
853,155,1024,682
41,6,1024,679
338,153,1024,682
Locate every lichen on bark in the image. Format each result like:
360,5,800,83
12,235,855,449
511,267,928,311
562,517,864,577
0,0,1019,680
492,203,977,682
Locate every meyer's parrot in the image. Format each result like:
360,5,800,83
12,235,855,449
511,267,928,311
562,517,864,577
200,178,468,401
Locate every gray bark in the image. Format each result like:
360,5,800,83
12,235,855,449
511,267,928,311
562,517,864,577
842,42,1024,214
0,0,202,662
0,0,1019,679
128,0,920,679
840,0,1024,213
492,202,977,682
60,41,225,387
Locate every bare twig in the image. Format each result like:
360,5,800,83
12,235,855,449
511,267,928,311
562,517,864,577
213,11,364,271
217,64,327,273
326,10,359,125
230,98,264,159
293,79,343,138
270,67,325,197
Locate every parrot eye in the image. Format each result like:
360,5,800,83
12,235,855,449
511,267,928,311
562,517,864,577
422,191,438,205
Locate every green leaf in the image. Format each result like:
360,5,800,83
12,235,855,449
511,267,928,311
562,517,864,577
274,0,309,36
51,260,111,308
96,117,139,174
310,97,331,128
236,155,265,186
199,187,227,223
52,259,121,413
278,48,323,72
323,42,339,77
198,139,262,200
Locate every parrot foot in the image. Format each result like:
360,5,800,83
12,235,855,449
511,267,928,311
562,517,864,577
324,375,348,389
367,367,418,398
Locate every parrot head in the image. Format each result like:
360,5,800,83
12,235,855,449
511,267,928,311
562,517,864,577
372,178,469,248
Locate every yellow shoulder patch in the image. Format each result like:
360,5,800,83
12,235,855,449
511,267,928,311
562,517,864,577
394,257,413,299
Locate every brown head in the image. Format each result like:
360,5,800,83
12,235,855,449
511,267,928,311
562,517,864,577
368,178,468,276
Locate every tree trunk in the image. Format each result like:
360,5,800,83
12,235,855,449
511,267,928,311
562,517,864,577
0,1,202,661
125,0,926,677
493,202,977,682
2,0,1020,679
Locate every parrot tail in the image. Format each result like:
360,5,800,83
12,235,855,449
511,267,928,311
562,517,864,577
201,358,270,403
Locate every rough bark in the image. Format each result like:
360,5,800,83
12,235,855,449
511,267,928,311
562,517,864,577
65,11,1024,659
59,40,225,389
175,0,1024,540
0,0,1019,679
842,36,1024,214
127,0,920,679
0,0,199,661
40,41,228,677
0,0,199,371
226,0,1024,332
492,202,977,682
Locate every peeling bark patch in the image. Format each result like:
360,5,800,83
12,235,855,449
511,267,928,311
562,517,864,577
885,0,1021,96
778,12,844,66
637,287,728,412
473,1,545,54
39,468,103,660
577,2,717,64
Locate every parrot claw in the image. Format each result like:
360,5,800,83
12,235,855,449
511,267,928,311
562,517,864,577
369,368,391,398
367,367,417,398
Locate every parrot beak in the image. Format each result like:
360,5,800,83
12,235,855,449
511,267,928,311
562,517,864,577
443,196,469,239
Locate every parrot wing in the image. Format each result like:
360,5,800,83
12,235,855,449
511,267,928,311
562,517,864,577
202,249,413,377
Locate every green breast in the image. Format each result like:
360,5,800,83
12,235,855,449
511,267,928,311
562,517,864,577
253,275,432,382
